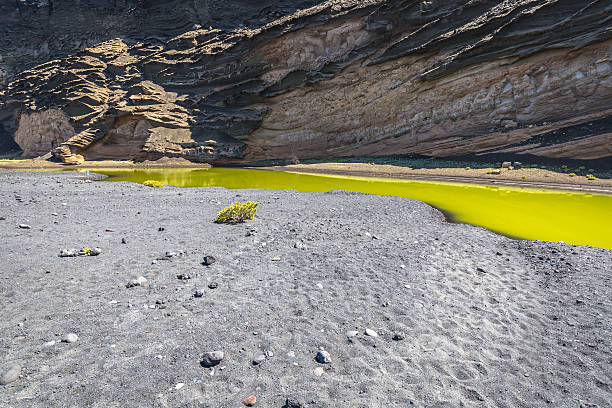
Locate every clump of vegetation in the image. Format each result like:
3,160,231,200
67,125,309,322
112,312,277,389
586,174,596,181
465,166,471,170
143,180,164,187
215,202,259,224
568,173,576,177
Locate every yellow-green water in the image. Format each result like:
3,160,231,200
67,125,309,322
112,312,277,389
93,168,612,249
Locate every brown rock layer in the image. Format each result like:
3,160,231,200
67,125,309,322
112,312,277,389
1,0,611,164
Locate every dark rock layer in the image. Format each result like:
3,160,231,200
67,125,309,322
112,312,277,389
1,0,611,163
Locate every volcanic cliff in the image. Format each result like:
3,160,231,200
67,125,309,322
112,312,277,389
0,0,610,164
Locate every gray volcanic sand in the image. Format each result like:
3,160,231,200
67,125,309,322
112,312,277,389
0,170,610,407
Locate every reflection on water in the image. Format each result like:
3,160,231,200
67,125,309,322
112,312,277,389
91,167,612,249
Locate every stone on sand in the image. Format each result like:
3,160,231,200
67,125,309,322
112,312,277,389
364,328,378,337
252,353,266,366
202,255,216,266
242,394,257,406
0,364,21,385
201,351,224,367
62,333,78,343
18,224,31,229
315,350,331,364
126,276,147,288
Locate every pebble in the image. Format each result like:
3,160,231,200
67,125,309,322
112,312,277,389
283,398,304,408
18,224,31,229
59,249,77,257
0,364,21,385
293,241,306,249
62,333,79,343
121,238,127,244
176,274,191,280
364,328,378,337
392,332,406,341
252,353,266,365
127,276,147,288
194,290,204,298
208,282,218,289
314,367,324,377
346,331,359,339
201,351,224,367
42,340,56,348
202,255,216,266
165,251,178,258
271,257,281,261
105,228,115,232
89,247,102,256
315,350,331,364
242,395,257,406
175,383,185,390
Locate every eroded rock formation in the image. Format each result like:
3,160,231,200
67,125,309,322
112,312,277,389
1,0,611,164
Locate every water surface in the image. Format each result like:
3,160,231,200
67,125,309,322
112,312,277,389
93,168,612,249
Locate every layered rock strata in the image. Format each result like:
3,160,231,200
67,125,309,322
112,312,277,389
1,0,611,164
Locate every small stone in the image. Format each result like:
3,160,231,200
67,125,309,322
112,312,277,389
194,290,204,298
121,238,127,244
501,161,511,169
175,383,185,390
293,241,306,249
202,255,216,266
62,333,78,343
242,395,257,406
89,247,102,256
59,249,77,257
0,364,21,385
283,398,304,408
252,353,266,366
364,328,378,337
392,332,406,341
105,228,115,232
0,216,5,220
158,227,165,231
201,351,224,367
315,350,331,364
18,224,31,229
42,340,56,348
271,257,281,261
165,251,177,258
176,274,191,280
208,282,218,289
346,330,359,338
127,276,147,288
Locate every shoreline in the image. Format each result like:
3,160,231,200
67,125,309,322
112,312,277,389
2,158,611,194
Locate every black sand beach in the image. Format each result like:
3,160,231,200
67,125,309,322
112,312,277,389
0,170,610,407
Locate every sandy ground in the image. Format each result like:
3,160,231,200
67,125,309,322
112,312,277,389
257,163,612,194
0,170,611,407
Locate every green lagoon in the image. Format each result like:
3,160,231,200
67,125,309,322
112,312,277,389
93,167,612,249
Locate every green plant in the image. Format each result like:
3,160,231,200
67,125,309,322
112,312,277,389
465,166,471,170
568,173,576,177
143,180,164,187
215,202,259,224
586,174,596,181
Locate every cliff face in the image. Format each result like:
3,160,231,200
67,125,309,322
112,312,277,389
1,0,611,164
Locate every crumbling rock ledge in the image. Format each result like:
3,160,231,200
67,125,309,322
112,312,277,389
1,0,610,164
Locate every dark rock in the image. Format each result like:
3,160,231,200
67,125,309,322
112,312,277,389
252,353,266,366
392,332,406,341
202,255,216,266
176,274,191,281
121,238,127,244
18,224,31,229
283,398,304,408
315,350,331,364
208,282,218,289
194,290,204,298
